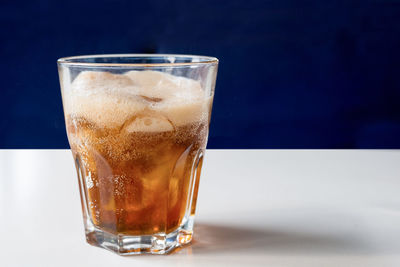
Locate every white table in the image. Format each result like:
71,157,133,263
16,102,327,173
1,150,400,267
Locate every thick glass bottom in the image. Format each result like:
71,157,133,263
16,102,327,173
84,216,195,255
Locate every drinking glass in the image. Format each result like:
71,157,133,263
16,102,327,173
57,54,218,255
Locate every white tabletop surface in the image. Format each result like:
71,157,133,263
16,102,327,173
1,150,400,267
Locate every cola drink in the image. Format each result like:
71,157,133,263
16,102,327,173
58,56,218,255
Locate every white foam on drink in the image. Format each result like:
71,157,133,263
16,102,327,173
63,70,211,132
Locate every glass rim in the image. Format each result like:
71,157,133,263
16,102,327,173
57,54,219,67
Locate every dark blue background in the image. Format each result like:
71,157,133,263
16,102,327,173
1,0,400,148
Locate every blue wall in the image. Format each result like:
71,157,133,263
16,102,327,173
1,0,400,148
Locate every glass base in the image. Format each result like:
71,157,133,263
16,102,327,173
84,216,195,255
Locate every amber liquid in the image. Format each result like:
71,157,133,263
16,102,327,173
67,115,207,236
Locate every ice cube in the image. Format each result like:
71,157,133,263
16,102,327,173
71,71,135,94
63,71,147,129
124,70,204,100
124,70,176,89
123,115,174,133
123,71,210,128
